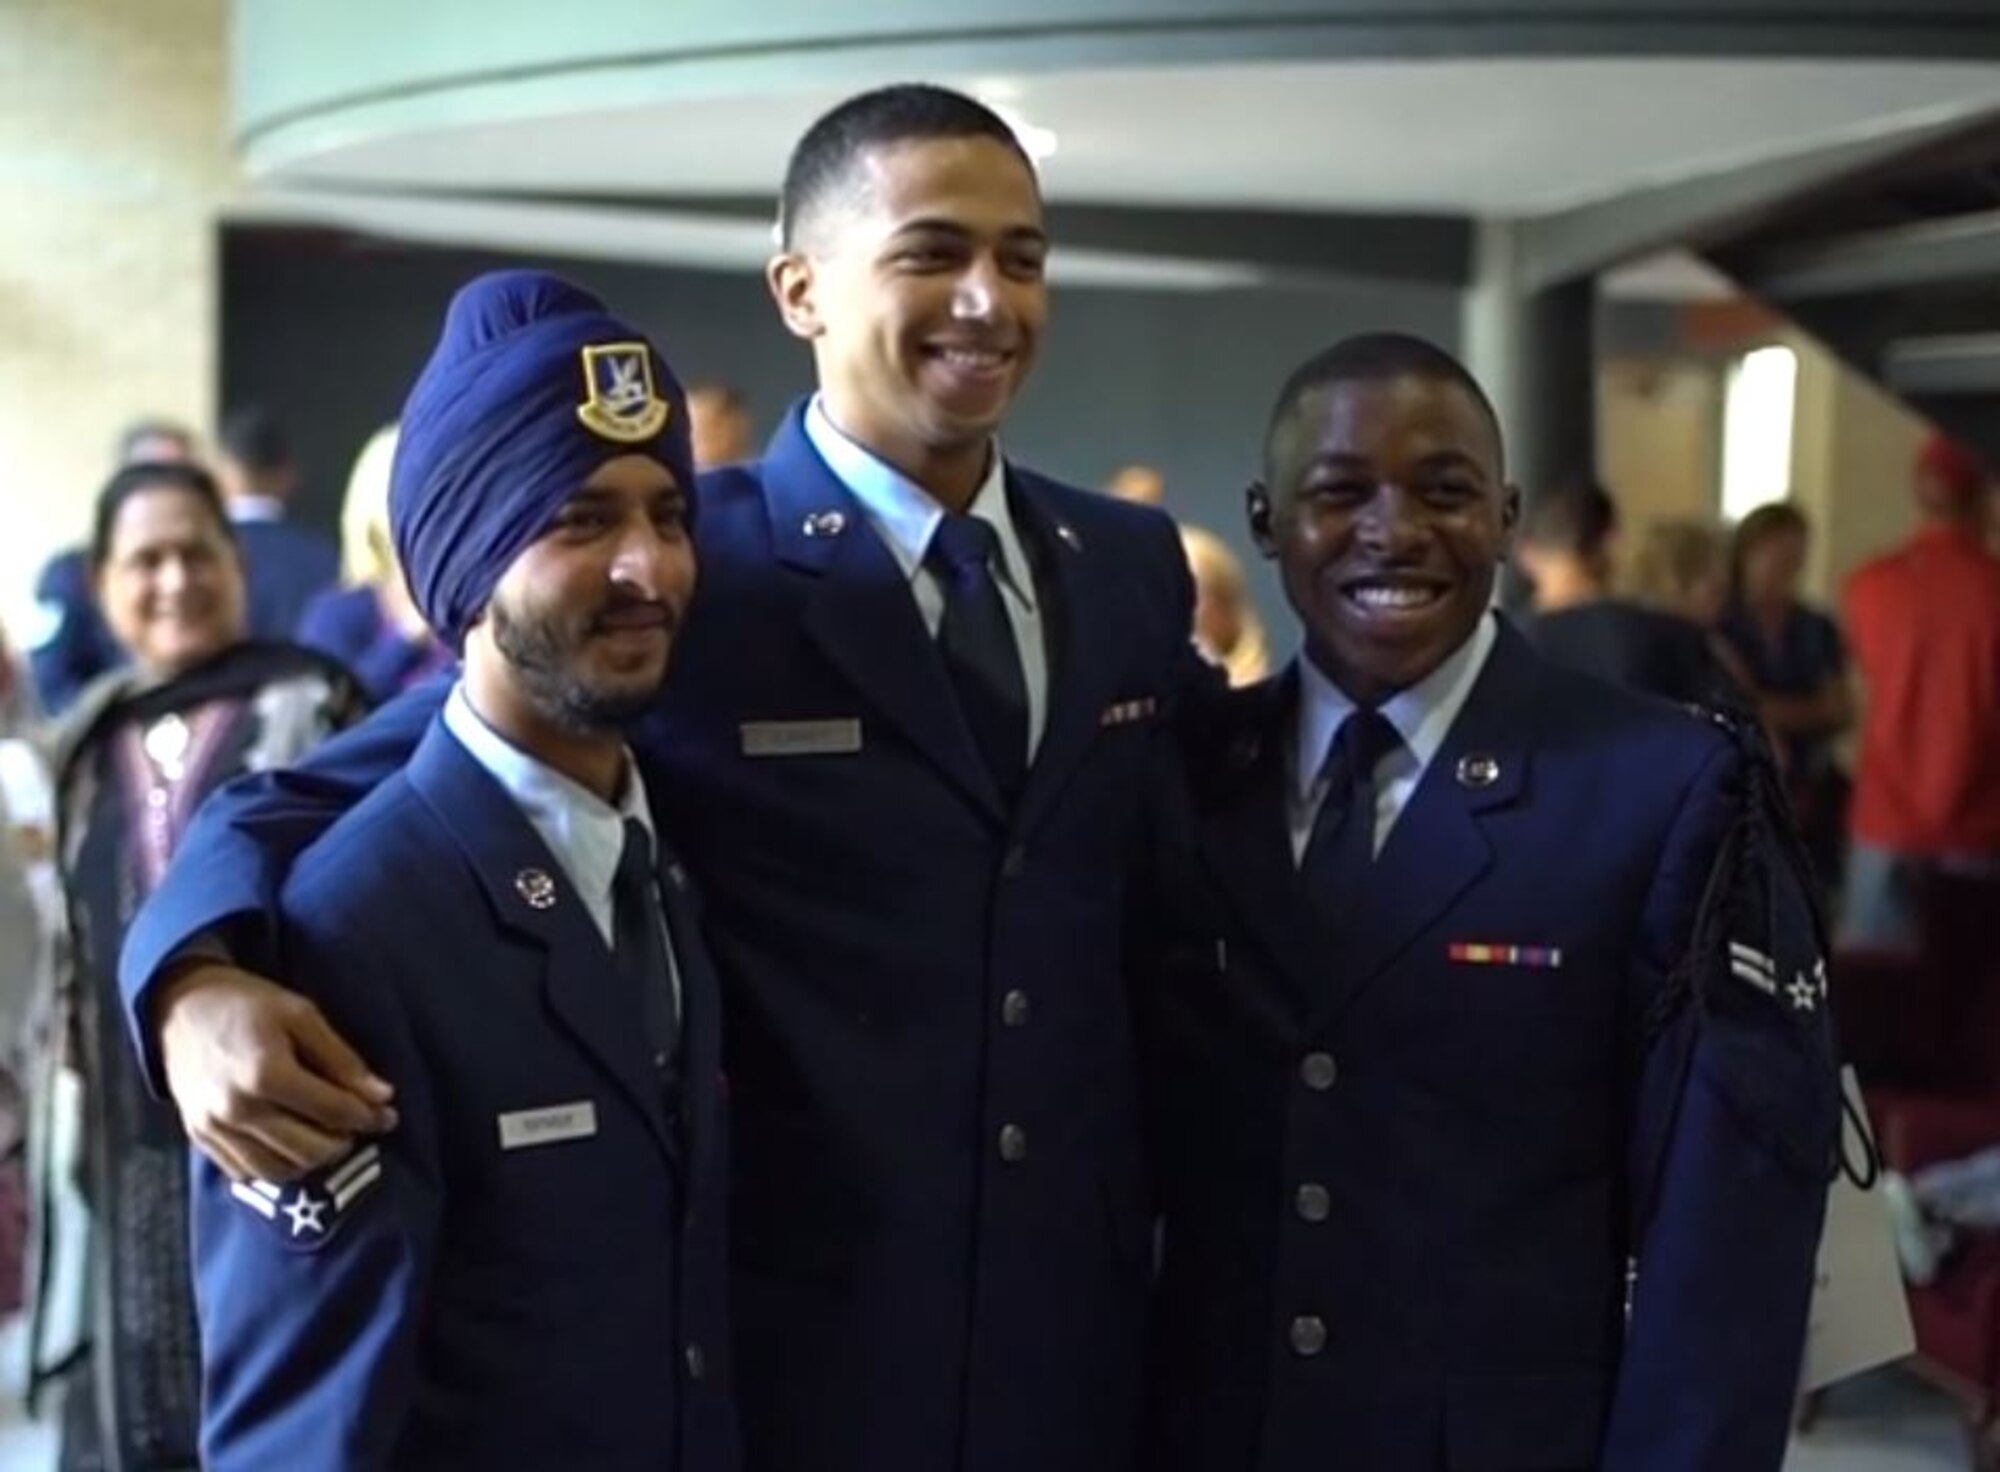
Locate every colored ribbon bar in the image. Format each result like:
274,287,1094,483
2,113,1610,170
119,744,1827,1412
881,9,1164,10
1448,943,1564,968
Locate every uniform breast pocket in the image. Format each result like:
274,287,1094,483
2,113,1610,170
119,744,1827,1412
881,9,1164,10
452,1105,667,1269
1158,936,1224,984
1151,936,1248,1032
1428,949,1619,1093
1080,692,1163,776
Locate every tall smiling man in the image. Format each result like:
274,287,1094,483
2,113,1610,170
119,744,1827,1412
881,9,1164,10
122,86,1192,1472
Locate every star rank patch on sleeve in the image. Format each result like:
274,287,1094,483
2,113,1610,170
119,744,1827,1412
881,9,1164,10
1729,941,1828,1016
229,1143,384,1252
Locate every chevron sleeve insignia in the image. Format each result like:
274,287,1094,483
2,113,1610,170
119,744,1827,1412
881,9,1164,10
228,1142,385,1253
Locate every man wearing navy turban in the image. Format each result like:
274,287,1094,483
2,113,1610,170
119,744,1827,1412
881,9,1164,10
186,271,739,1472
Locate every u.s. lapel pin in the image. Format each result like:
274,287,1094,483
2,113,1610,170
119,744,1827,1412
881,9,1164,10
1455,753,1501,789
802,510,847,538
515,868,558,910
1054,520,1082,551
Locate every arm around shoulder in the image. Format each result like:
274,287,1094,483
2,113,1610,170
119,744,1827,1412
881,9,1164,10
118,673,450,1093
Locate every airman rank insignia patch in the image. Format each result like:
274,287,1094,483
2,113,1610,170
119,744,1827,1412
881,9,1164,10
229,1142,384,1251
576,342,670,443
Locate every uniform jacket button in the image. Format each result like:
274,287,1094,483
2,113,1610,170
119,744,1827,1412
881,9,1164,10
1295,1182,1331,1223
1299,1052,1338,1092
1289,1314,1327,1357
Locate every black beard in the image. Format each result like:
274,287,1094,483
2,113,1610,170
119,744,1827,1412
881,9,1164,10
489,596,660,732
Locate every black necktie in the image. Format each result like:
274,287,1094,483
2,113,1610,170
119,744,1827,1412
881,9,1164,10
928,514,1029,799
612,819,681,1111
1300,709,1399,939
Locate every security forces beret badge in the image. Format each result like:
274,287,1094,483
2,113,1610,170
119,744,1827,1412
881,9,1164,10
576,342,670,443
229,1142,384,1252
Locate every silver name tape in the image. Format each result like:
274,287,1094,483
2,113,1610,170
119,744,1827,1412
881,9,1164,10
497,1101,599,1151
739,718,863,758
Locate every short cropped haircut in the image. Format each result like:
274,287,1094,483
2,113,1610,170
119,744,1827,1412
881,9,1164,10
778,83,1035,249
90,460,236,570
1262,333,1503,486
219,404,294,473
1520,480,1620,558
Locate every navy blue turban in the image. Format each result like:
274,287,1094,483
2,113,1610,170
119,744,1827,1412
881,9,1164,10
389,269,694,648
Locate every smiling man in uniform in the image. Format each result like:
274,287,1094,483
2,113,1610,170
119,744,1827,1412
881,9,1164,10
1142,333,1836,1472
190,271,736,1472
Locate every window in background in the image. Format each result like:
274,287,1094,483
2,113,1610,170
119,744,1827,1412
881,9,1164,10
1720,344,1798,521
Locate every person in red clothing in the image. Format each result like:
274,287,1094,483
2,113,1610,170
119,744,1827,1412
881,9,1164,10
1841,433,2000,951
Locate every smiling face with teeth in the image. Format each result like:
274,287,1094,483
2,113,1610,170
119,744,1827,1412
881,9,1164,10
1251,367,1519,708
768,135,1048,511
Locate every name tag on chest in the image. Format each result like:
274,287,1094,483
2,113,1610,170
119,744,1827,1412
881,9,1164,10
497,1100,599,1151
740,718,863,757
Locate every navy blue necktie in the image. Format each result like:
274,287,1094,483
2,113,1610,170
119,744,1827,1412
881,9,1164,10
1301,709,1399,939
928,514,1029,800
612,819,681,1115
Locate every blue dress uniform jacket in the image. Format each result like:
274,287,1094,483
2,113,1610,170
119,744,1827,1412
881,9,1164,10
634,406,1191,1472
297,584,449,702
192,717,736,1472
231,516,340,641
126,401,1196,1472
1142,621,1836,1472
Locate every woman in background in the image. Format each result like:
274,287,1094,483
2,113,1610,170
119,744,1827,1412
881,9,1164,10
30,460,364,1471
296,424,450,700
1717,502,1851,885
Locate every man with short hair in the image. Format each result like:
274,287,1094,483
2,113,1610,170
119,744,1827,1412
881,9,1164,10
1842,432,2000,952
124,85,1191,1472
1143,333,1835,1471
193,271,736,1471
214,405,339,639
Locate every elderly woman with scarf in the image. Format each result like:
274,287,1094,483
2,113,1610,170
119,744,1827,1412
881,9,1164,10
26,458,364,1472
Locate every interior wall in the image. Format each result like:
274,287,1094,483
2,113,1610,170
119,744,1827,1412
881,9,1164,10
1594,313,1934,611
1788,327,1928,605
0,0,235,636
1597,355,1722,530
